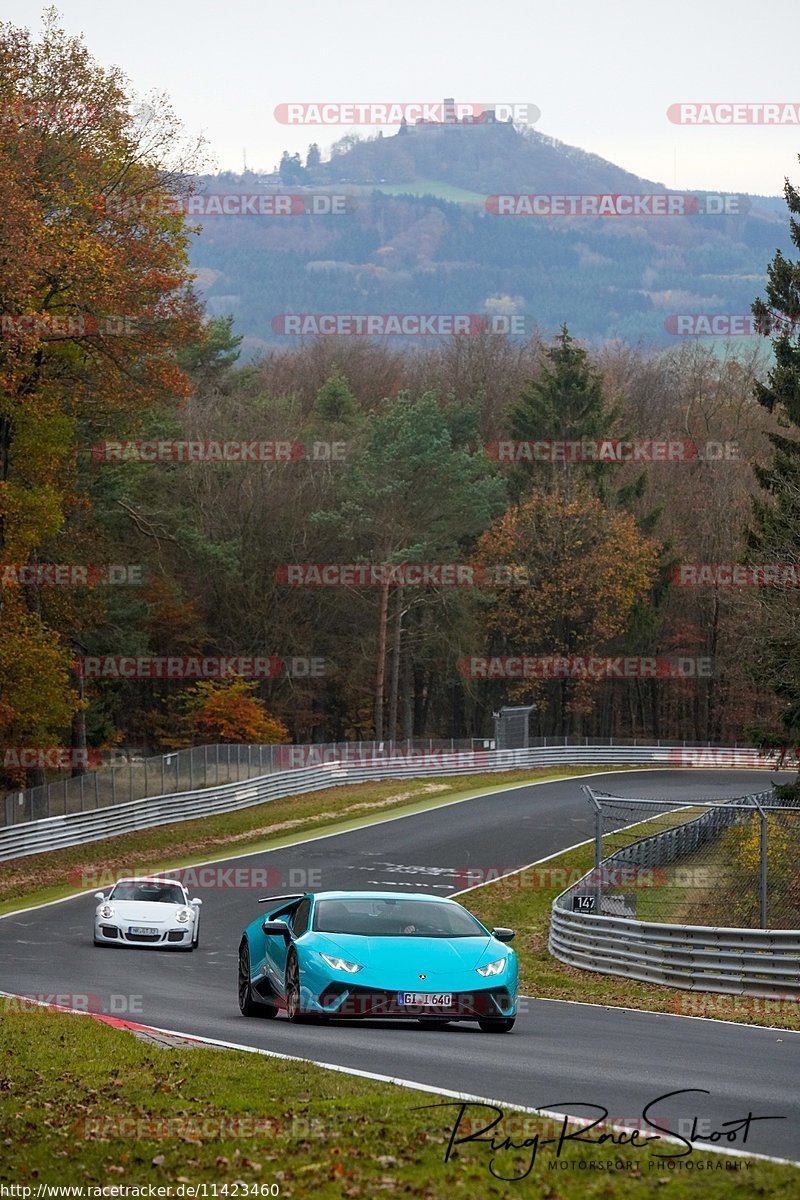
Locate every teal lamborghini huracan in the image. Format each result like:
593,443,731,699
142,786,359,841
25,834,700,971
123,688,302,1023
238,890,518,1031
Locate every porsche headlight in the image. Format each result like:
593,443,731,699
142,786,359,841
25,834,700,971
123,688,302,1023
176,908,191,923
320,953,362,974
476,957,506,977
100,904,114,919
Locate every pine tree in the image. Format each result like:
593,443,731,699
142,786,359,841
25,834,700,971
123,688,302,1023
507,325,620,498
312,367,357,422
748,173,800,777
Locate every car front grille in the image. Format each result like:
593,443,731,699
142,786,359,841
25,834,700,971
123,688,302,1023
316,986,511,1019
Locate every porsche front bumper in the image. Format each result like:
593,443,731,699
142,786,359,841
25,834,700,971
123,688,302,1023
94,921,194,948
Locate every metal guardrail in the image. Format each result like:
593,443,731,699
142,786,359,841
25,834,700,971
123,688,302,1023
0,742,790,864
3,737,786,828
549,909,800,998
2,739,476,826
549,791,800,998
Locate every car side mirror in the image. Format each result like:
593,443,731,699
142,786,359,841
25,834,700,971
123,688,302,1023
94,892,105,902
492,927,515,943
190,898,203,906
262,919,291,938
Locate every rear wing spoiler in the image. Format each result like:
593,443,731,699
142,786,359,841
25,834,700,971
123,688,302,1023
257,893,305,915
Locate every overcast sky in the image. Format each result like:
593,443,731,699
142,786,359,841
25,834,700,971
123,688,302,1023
6,0,800,194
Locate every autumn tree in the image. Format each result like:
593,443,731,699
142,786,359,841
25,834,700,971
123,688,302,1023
0,13,204,783
475,485,659,733
160,679,288,748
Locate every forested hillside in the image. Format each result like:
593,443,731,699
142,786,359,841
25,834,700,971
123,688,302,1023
191,122,791,355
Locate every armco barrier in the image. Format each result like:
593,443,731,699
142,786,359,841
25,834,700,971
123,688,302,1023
549,791,800,998
2,739,783,827
549,907,800,998
0,743,789,863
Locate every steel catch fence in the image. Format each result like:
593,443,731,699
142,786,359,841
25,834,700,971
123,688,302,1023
550,787,800,997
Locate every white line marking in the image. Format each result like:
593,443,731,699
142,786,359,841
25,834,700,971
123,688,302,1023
0,768,666,920
525,994,800,1036
3,992,793,1169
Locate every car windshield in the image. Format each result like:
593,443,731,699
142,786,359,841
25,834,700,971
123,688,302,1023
110,882,185,905
313,898,486,938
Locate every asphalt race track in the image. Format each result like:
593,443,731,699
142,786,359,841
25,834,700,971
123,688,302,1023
2,769,799,1163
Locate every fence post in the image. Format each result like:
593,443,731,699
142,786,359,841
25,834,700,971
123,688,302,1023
594,809,603,913
582,786,604,914
752,794,769,929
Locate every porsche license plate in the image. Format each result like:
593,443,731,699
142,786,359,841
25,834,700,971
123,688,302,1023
129,926,158,935
398,992,452,1006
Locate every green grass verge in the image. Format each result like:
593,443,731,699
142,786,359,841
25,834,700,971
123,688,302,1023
0,1007,794,1194
0,767,636,917
462,820,800,1032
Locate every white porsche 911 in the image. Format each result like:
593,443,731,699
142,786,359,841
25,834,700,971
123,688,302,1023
93,876,202,950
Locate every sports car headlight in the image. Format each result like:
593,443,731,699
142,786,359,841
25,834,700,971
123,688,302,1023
320,953,362,974
176,908,191,923
476,957,507,977
100,904,114,919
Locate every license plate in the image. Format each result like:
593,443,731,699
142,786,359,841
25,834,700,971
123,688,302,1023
398,992,452,1006
129,926,158,935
